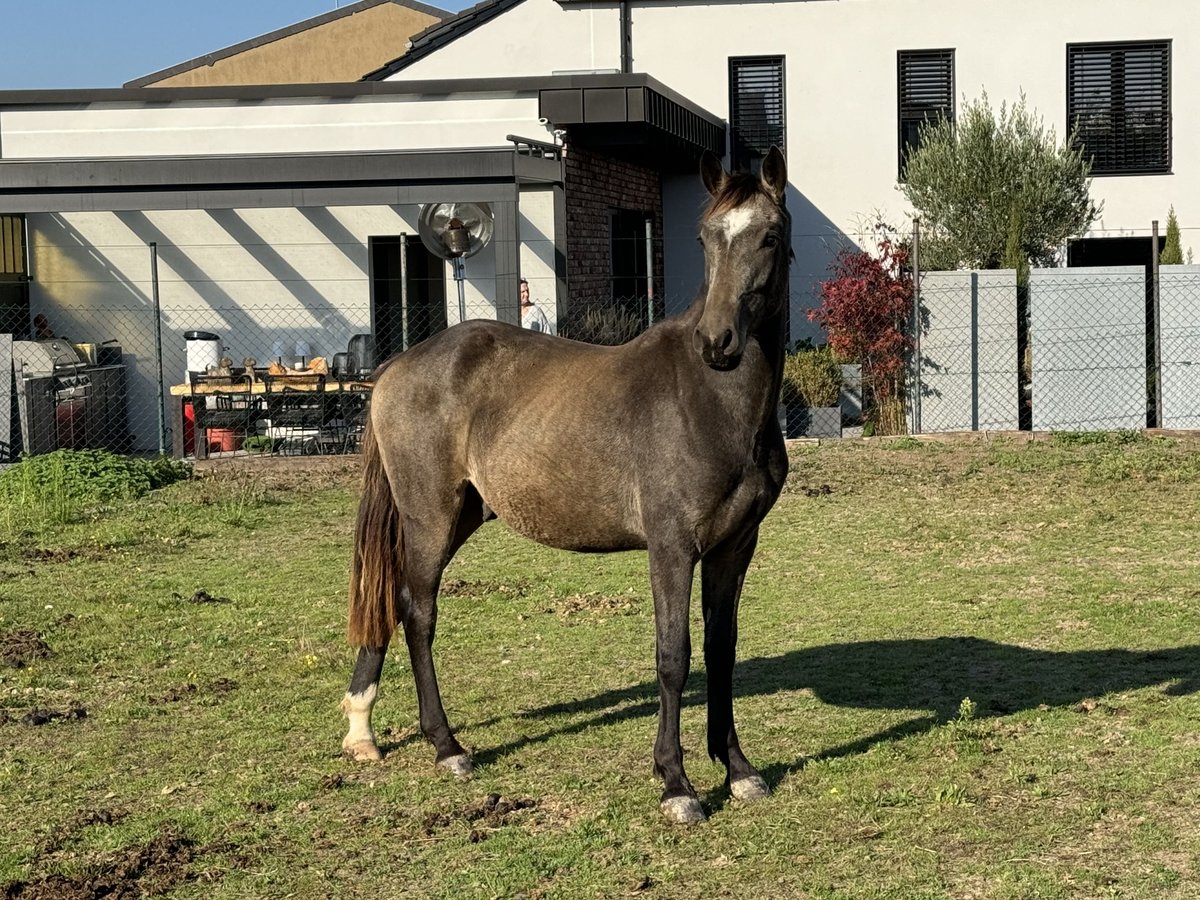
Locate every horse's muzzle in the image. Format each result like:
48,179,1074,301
693,326,743,370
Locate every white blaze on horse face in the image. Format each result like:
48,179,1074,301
718,205,759,246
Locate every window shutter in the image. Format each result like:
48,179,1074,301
897,49,954,178
1068,41,1171,175
729,56,785,172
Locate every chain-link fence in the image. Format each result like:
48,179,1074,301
5,221,1200,462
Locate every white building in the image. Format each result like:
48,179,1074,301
0,0,1193,451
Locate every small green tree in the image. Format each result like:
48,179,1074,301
1160,206,1184,265
901,92,1101,270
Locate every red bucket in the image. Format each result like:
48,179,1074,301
183,400,196,456
207,428,244,454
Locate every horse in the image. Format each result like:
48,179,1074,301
341,146,792,824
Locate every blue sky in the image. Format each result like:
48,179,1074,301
0,0,476,90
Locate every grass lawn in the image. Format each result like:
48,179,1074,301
1,433,1199,898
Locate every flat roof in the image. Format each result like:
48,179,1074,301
0,73,716,125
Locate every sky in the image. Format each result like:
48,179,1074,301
0,0,477,90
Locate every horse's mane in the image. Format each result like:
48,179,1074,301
703,172,769,219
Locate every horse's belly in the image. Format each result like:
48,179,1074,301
473,471,646,554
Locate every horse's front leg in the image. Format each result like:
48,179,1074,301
702,528,769,802
648,544,703,824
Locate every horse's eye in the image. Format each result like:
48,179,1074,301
763,234,779,249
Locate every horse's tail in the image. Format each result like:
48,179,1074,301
347,411,403,648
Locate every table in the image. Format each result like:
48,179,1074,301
169,376,372,459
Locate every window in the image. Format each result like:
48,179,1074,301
729,56,785,172
897,49,954,178
1068,41,1170,175
0,215,29,336
611,209,650,307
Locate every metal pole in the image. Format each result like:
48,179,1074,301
399,232,409,351
150,241,167,456
1151,219,1162,428
454,258,466,324
645,216,655,327
911,218,922,435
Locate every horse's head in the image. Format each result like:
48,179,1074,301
693,146,791,370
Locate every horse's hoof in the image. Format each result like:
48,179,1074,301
437,754,474,777
660,795,706,825
730,775,770,802
343,739,382,762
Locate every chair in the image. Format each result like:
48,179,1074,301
332,381,372,454
189,373,263,457
263,373,331,455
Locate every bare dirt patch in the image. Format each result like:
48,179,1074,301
20,706,87,727
545,592,644,622
21,549,82,564
440,578,531,600
2,826,197,900
37,810,127,857
421,793,538,841
1,629,50,668
148,678,236,705
193,455,360,492
170,590,230,605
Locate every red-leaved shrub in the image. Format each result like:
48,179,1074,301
809,229,914,434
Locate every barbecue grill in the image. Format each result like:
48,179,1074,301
12,339,91,453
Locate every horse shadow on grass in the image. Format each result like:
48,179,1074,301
470,637,1200,805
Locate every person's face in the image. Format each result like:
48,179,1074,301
520,283,530,305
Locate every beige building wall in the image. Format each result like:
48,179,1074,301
139,3,441,87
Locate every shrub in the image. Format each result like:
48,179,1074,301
810,223,914,435
559,304,644,346
242,435,273,455
1161,207,1185,265
782,347,841,408
0,450,192,512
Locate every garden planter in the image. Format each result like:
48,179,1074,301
785,405,842,439
840,364,863,424
206,427,244,453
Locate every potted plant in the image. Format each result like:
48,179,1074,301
781,346,842,438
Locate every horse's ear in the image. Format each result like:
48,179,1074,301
700,150,727,198
760,146,787,204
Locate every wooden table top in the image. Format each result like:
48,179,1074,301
170,377,372,397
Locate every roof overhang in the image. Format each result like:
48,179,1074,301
0,148,561,214
538,73,725,172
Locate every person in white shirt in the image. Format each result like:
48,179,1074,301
519,278,554,334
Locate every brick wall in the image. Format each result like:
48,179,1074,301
563,146,664,324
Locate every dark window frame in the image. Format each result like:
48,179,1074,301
1067,39,1172,176
897,48,955,180
728,55,786,173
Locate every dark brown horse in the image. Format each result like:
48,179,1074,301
342,146,791,823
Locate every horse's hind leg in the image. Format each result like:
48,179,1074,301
701,529,769,802
402,485,487,775
343,646,387,760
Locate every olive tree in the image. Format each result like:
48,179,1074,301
900,93,1100,270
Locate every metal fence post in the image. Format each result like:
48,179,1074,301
399,232,409,352
150,241,167,456
911,218,922,435
645,216,655,327
1151,219,1162,428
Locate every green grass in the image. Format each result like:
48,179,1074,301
2,437,1200,898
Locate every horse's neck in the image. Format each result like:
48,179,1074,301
678,292,787,435
747,305,788,428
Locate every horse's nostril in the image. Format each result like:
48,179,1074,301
717,329,734,352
